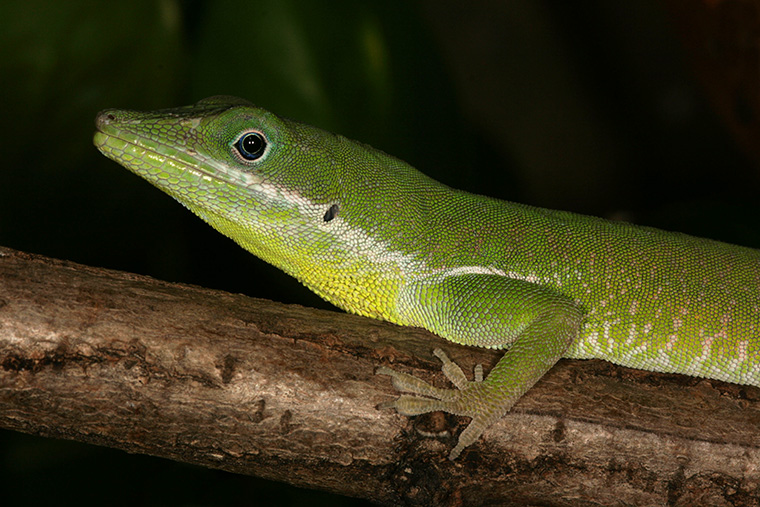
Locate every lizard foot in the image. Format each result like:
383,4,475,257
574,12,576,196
377,348,500,460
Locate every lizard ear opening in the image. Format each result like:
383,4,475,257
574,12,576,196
323,204,340,222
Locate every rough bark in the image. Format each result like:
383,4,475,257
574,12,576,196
1,245,759,506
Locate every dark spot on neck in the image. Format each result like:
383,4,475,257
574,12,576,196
323,204,339,222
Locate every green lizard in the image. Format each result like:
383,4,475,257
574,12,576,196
93,96,760,460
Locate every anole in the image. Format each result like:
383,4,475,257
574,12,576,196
94,96,760,460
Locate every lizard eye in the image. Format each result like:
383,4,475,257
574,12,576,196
234,131,267,161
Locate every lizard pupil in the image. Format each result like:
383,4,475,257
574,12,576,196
236,132,266,160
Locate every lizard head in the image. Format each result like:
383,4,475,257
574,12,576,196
94,96,430,316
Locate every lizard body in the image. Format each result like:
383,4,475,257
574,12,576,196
94,96,760,459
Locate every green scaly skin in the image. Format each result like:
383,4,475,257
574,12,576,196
94,96,760,460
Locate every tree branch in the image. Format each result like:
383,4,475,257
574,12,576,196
1,245,759,506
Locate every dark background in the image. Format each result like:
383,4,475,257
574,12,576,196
2,0,759,505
